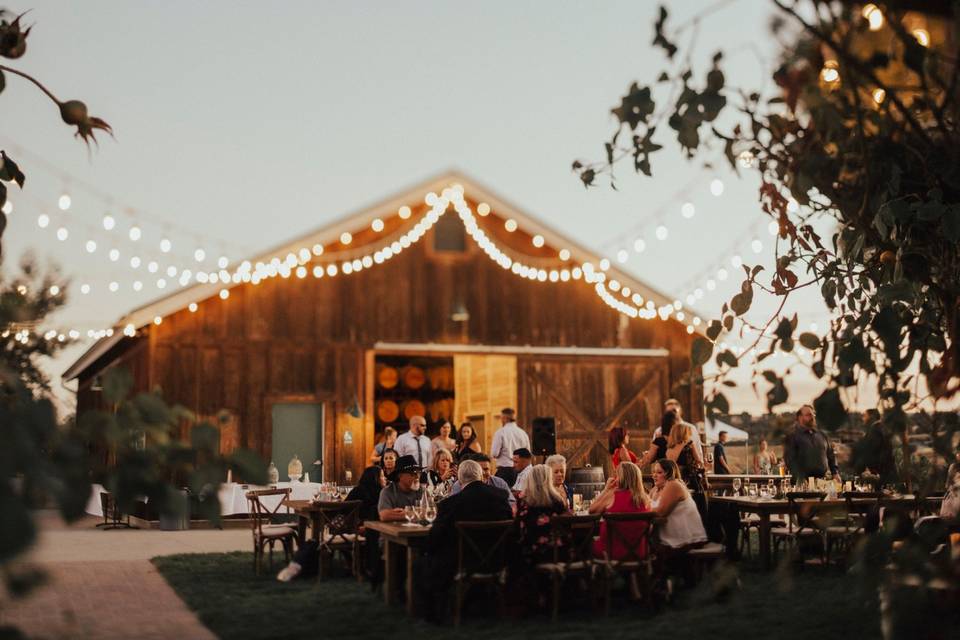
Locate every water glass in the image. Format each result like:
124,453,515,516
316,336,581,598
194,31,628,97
403,505,416,526
732,477,742,495
425,505,437,524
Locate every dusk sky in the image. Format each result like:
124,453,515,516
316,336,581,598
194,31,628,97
3,1,841,414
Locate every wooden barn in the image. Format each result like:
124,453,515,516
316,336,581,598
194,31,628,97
64,172,703,481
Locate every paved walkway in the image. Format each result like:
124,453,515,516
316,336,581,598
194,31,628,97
0,512,251,639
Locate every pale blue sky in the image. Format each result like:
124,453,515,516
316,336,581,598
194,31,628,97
3,1,834,412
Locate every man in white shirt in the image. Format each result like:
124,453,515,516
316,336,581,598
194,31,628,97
394,415,433,470
512,448,533,493
655,398,704,460
490,408,529,486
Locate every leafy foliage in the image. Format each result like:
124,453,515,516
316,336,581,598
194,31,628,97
0,254,73,391
576,2,960,487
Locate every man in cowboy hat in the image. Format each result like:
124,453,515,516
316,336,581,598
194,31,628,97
377,454,425,522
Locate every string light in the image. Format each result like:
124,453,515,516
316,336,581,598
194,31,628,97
616,249,629,263
56,227,68,241
109,281,119,292
129,226,141,241
371,218,384,232
37,214,49,228
768,221,779,235
58,194,71,210
655,225,668,241
710,179,724,196
219,288,229,300
912,28,930,47
49,285,60,295
558,249,570,261
633,238,646,253
751,239,763,253
102,214,115,230
504,219,518,232
862,4,883,31
80,284,90,294
194,248,206,262
532,234,545,248
681,202,696,219
477,203,490,216
109,249,120,261
398,206,412,219
340,232,352,245
85,240,97,253
872,88,886,104
160,238,172,253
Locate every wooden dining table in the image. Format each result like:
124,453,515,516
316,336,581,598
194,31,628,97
363,520,431,615
711,493,941,570
282,499,349,545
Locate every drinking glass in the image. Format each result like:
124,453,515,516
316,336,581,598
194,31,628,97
767,479,776,496
403,505,416,526
573,494,583,512
339,486,349,500
732,477,742,495
412,504,424,524
747,483,758,498
424,505,437,524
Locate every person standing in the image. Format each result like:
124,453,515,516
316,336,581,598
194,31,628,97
783,405,839,483
658,398,704,461
490,408,529,486
752,439,777,475
370,426,397,465
609,426,638,468
452,422,482,462
394,415,433,471
431,421,456,458
714,430,732,475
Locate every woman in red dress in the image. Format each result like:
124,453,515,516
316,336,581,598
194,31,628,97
609,426,637,468
590,461,651,561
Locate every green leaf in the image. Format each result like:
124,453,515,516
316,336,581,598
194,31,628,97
799,332,821,350
101,368,133,405
813,388,847,430
715,350,738,368
691,337,714,367
706,320,723,341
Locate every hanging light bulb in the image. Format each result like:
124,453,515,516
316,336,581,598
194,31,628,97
398,206,412,219
340,232,352,245
681,202,696,219
616,249,629,263
710,179,724,196
109,248,120,261
58,193,71,210
80,283,91,294
56,227,69,241
655,225,668,240
751,239,763,253
731,255,743,268
189,302,198,312
194,248,206,262
532,234,545,247
371,218,384,232
717,268,729,281
130,256,141,268
768,220,779,236
129,226,141,241
558,248,571,261
477,203,491,216
504,219,518,232
862,4,883,30
160,238,172,253
102,214,115,230
108,281,119,292
148,261,159,273
37,214,50,228
85,240,97,253
133,280,143,291
599,258,610,271
219,288,229,300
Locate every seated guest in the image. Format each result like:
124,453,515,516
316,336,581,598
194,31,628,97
648,459,707,550
427,448,456,490
515,464,570,566
639,410,677,468
609,426,637,468
379,448,398,478
347,466,387,584
512,448,534,493
545,454,573,509
432,420,456,457
370,426,397,465
590,461,651,561
420,460,514,621
377,455,424,522
715,430,732,475
278,465,385,582
449,453,516,512
453,422,482,462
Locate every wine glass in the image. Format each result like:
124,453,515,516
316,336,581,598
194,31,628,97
403,505,416,526
767,479,776,497
413,503,425,524
732,477,742,495
747,483,758,498
424,504,437,524
573,494,583,512
339,486,349,500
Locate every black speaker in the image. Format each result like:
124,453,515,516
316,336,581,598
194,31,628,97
531,417,557,456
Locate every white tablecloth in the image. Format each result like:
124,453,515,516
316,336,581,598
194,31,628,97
218,481,323,516
85,483,108,517
85,481,324,517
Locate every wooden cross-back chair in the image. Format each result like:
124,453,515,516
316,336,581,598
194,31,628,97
825,491,883,562
245,488,296,575
771,492,827,564
453,520,515,627
535,514,601,621
598,512,657,615
313,500,364,580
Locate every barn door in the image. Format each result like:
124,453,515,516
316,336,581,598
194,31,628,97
270,403,324,481
517,356,669,475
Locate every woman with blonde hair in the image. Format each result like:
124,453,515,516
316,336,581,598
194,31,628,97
666,422,708,520
515,464,569,565
426,448,455,490
545,454,573,509
590,462,652,560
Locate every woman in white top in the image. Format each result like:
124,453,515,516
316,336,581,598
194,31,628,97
648,458,707,550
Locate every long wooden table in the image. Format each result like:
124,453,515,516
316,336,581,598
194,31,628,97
364,520,431,615
711,494,938,570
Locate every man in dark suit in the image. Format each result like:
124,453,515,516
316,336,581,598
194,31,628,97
418,459,513,621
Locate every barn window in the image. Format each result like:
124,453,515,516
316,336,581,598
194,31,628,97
433,213,466,252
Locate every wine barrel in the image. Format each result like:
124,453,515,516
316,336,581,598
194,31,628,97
377,365,399,389
376,399,400,423
568,466,606,500
402,399,426,420
402,365,426,389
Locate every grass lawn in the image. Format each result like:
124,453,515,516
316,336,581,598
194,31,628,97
153,550,882,640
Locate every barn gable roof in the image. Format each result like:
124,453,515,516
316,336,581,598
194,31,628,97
63,170,692,381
